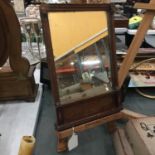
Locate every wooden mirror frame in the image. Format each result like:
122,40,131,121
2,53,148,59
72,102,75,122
40,3,122,131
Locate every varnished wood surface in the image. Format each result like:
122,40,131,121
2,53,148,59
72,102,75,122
114,15,128,28
134,3,155,11
57,108,147,139
56,107,147,152
57,112,123,139
0,66,38,102
56,92,122,130
0,0,38,101
0,7,9,66
118,0,155,88
40,4,120,130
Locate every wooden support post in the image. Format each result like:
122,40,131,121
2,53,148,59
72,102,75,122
57,132,68,152
118,0,155,88
134,3,155,11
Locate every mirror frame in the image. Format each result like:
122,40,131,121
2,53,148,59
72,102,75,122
40,4,122,130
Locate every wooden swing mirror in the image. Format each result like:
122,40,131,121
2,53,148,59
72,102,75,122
0,0,38,101
40,3,122,131
40,1,155,152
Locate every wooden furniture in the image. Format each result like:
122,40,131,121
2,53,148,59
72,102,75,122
0,0,38,101
56,109,147,151
40,3,123,151
41,3,122,129
40,0,155,152
118,0,155,87
114,15,129,28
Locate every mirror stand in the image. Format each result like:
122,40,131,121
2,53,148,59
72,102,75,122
40,1,154,151
56,109,147,152
0,1,38,101
57,0,154,149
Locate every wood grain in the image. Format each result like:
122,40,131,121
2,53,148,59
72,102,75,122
0,1,38,101
134,3,155,11
118,10,155,88
40,3,121,130
57,112,123,139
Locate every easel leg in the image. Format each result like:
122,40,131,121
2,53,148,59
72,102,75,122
57,134,68,152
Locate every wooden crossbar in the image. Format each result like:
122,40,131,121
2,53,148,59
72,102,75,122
118,0,155,88
57,109,147,139
134,3,155,11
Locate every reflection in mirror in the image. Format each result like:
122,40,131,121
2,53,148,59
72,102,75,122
48,11,112,105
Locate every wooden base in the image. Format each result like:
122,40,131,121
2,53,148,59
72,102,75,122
57,136,68,153
0,68,38,102
56,108,147,152
53,0,152,152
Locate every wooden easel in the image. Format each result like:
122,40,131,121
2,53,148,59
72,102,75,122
56,0,155,152
118,0,155,87
57,109,146,152
0,1,38,101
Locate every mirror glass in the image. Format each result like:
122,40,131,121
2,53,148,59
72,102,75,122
48,11,113,105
